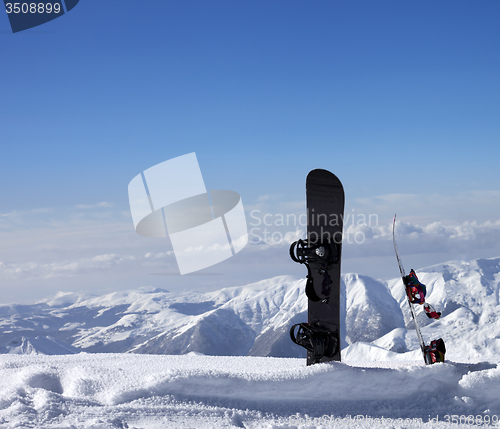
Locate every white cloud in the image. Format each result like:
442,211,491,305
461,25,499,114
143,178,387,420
241,217,500,279
352,190,500,224
2,192,500,304
341,219,500,255
0,253,176,280
75,202,114,209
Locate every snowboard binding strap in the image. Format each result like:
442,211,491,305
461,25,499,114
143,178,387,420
290,323,339,364
290,239,340,303
304,273,331,303
289,239,339,266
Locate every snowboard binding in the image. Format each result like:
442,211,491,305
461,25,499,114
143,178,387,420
289,323,339,364
424,303,441,320
289,238,339,267
424,338,446,364
290,239,340,303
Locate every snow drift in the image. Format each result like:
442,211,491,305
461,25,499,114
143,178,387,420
0,353,499,428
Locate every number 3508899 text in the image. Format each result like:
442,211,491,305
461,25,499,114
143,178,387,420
5,3,61,14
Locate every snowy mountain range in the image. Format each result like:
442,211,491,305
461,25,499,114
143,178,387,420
1,257,499,362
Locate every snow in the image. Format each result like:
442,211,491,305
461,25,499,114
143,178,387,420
344,274,404,344
1,353,499,428
2,336,80,355
3,257,500,362
1,256,500,427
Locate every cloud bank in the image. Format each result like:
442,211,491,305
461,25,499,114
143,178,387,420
1,196,500,303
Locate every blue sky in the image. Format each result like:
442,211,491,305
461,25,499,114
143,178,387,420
1,0,500,303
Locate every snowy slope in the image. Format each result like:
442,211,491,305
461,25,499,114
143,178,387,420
344,273,404,345
387,258,500,361
0,257,499,363
0,276,312,358
0,353,498,428
0,276,322,358
1,336,80,355
0,274,392,358
1,257,500,428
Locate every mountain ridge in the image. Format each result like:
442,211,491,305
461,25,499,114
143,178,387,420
1,256,499,362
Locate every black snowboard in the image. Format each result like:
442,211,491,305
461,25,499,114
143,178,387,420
289,170,345,365
306,169,344,364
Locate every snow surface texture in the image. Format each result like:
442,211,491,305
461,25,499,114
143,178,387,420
0,353,499,428
1,257,500,427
